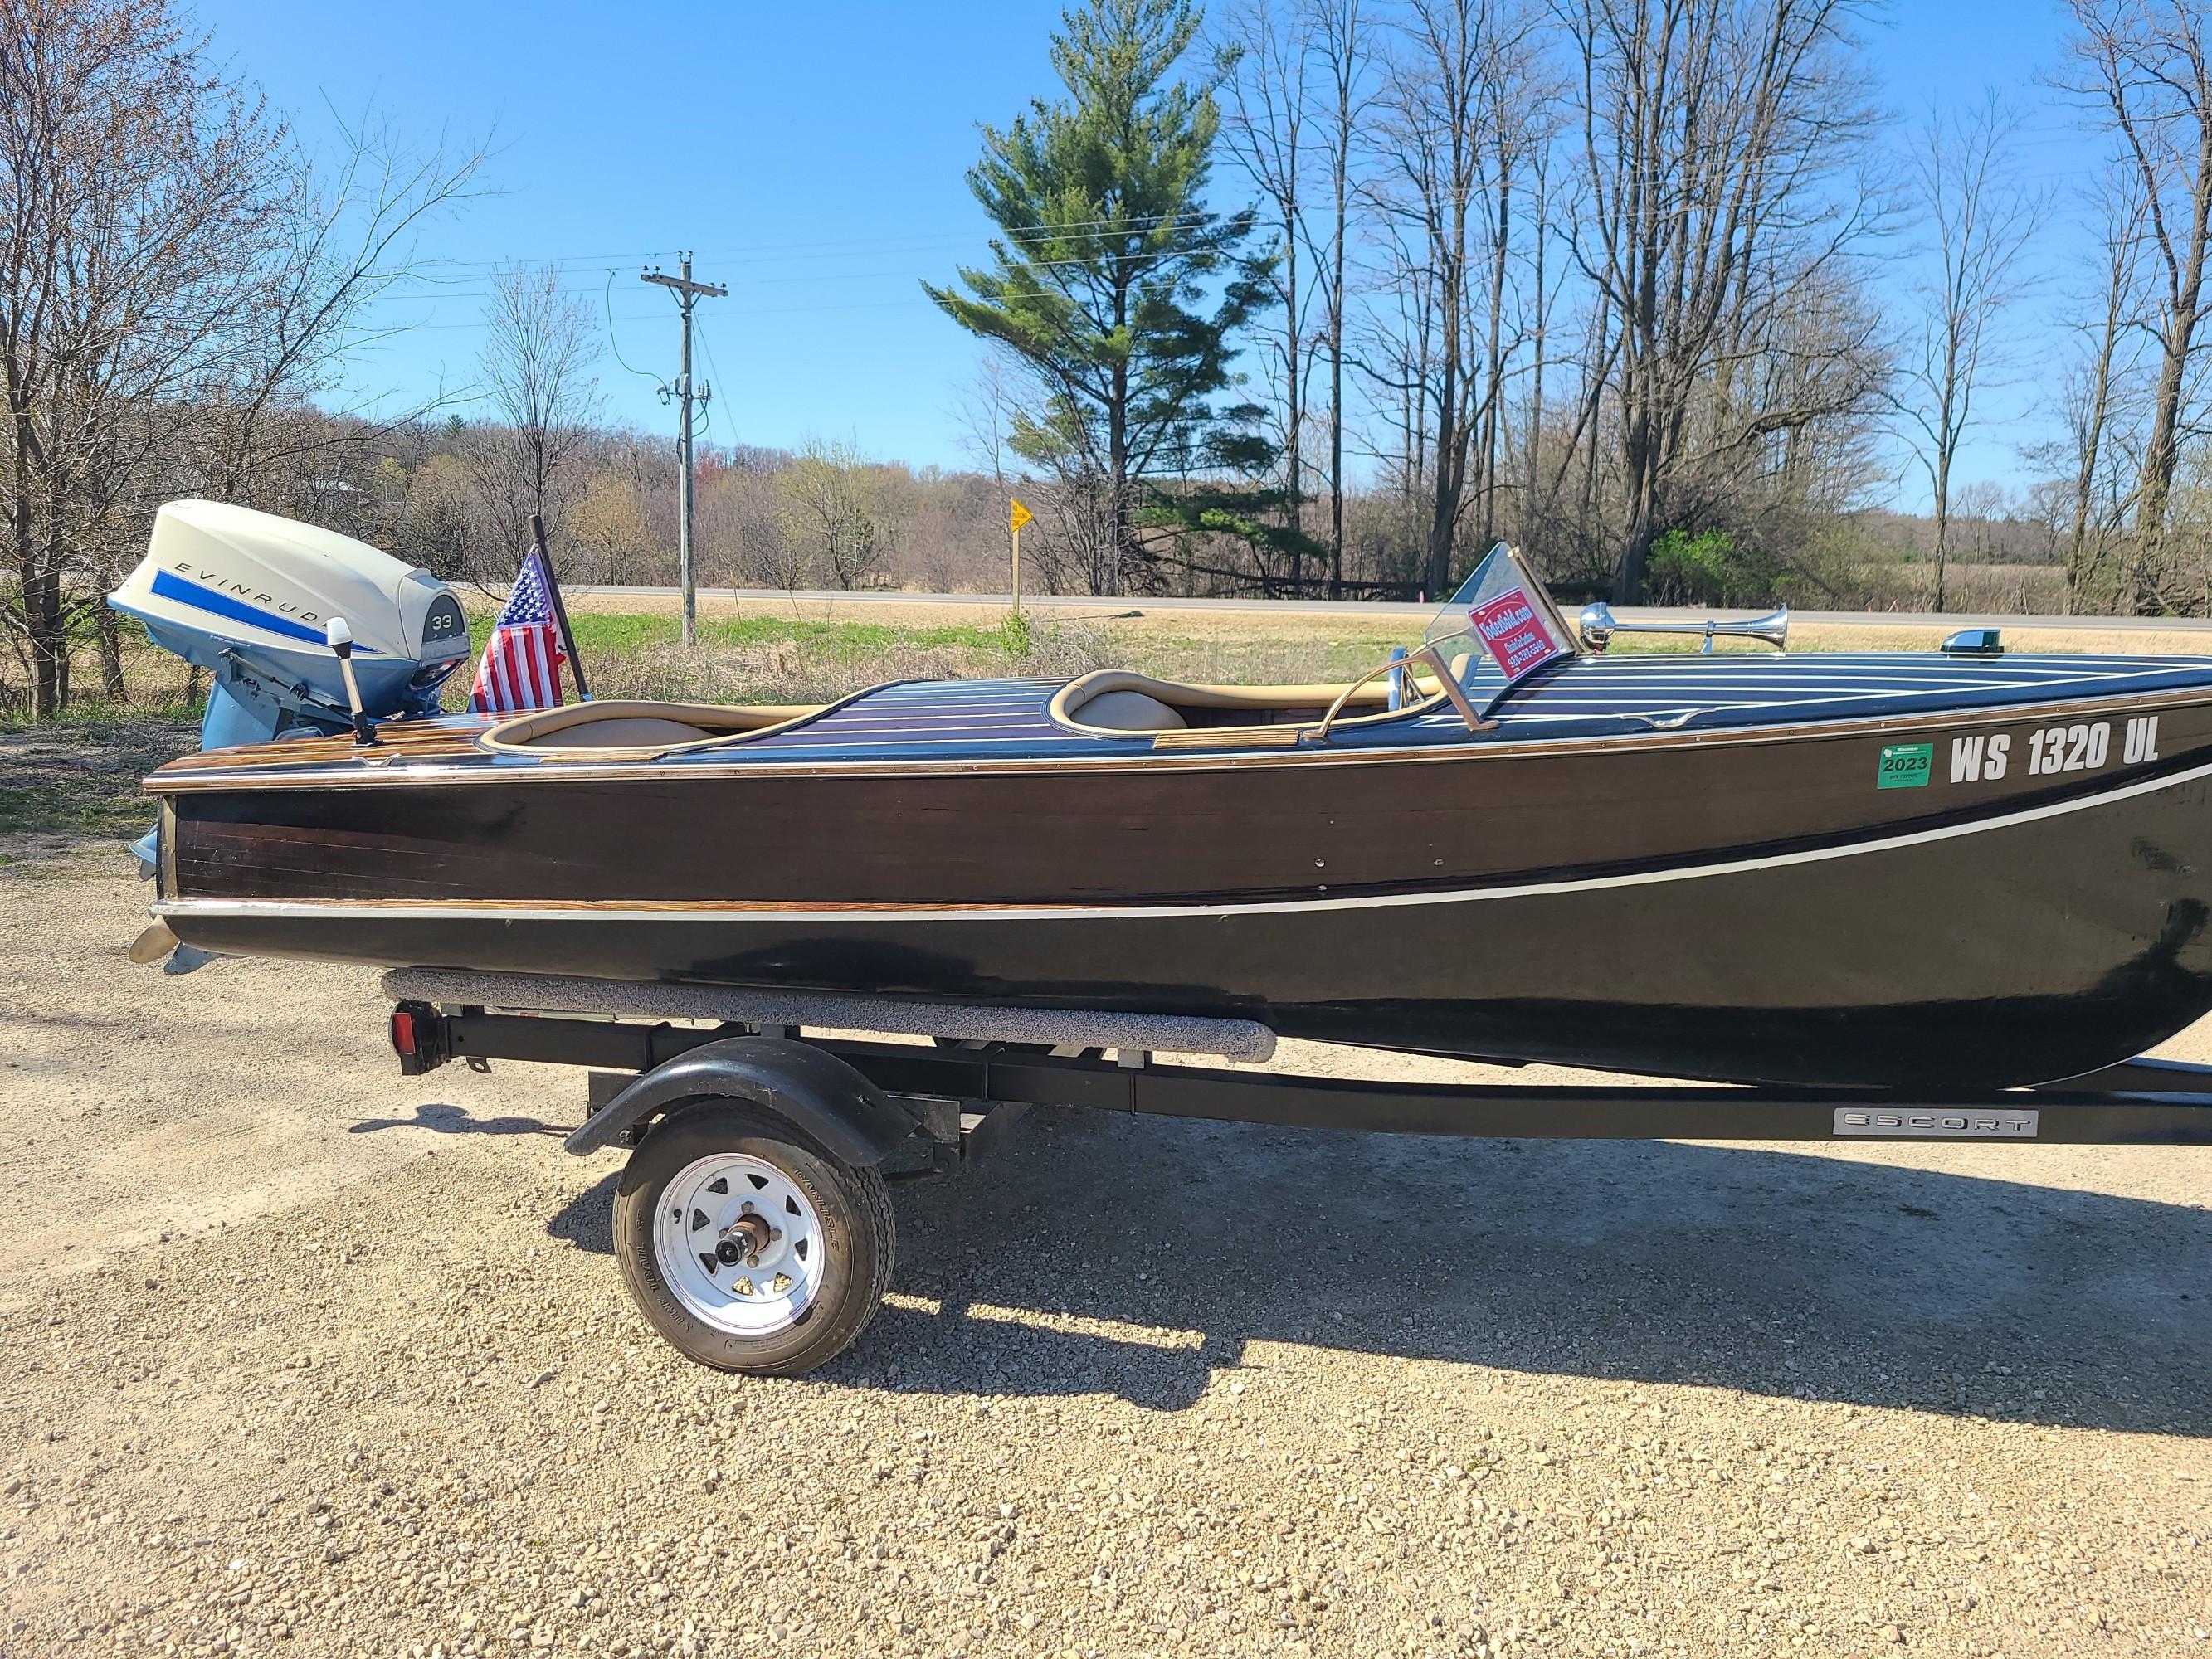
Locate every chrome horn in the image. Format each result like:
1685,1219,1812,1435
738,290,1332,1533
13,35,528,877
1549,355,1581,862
1577,602,1789,655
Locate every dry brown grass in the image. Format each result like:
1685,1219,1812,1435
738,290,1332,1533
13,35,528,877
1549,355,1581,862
556,588,1417,643
585,626,1115,707
550,592,2212,705
18,591,2200,728
558,588,2205,656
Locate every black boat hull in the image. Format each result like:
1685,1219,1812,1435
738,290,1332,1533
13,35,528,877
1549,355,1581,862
163,758,2212,1088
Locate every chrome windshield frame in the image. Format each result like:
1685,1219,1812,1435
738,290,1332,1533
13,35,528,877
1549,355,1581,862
1419,543,1584,727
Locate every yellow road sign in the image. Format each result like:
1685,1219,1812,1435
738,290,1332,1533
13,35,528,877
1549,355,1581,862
1009,498,1033,534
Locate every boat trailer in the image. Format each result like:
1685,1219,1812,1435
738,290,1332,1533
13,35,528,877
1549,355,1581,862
382,970,2212,1377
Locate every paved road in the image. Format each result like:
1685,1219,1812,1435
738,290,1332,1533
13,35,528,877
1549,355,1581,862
567,584,2212,632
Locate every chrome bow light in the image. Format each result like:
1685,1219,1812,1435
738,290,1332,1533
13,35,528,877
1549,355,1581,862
1577,602,1789,655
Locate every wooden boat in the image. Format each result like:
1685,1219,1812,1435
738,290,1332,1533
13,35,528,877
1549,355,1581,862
138,547,2212,1090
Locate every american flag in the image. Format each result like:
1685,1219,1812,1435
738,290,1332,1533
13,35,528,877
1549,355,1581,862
469,546,572,713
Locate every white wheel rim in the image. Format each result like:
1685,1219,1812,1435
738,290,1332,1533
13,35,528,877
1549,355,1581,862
652,1152,824,1337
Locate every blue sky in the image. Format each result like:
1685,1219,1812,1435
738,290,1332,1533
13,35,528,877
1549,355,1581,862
202,0,2107,509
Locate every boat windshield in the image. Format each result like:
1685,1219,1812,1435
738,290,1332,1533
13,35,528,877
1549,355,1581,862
1417,541,1577,698
1319,542,1581,737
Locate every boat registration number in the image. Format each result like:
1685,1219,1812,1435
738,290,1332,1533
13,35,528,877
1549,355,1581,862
1878,715,2163,791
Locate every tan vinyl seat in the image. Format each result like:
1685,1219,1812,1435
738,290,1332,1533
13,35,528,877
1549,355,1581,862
1074,689,1187,732
534,715,715,748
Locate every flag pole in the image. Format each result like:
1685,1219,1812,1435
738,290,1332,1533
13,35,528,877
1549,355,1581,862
531,513,592,702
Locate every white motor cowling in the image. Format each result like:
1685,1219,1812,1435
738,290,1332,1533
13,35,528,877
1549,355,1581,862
110,501,470,748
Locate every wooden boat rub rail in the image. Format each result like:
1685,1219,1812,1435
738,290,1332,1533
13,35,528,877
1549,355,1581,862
143,681,2212,794
151,750,2212,920
153,720,492,772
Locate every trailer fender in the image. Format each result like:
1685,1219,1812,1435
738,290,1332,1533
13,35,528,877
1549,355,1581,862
565,1037,920,1165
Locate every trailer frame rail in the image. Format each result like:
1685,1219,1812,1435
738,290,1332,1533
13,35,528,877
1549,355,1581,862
387,1001,2212,1150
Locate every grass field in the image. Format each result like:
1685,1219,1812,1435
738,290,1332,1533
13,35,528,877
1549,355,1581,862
548,610,1026,658
530,606,1786,706
9,598,2212,850
534,597,2212,707
0,707,198,843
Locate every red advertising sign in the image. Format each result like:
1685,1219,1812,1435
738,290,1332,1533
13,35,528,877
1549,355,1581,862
1469,585,1569,679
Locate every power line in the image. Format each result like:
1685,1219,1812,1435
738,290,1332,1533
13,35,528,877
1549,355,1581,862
382,213,1204,285
515,213,1188,265
603,268,666,390
377,310,670,332
692,211,1197,263
414,247,685,275
357,236,1235,309
743,298,938,319
692,309,728,445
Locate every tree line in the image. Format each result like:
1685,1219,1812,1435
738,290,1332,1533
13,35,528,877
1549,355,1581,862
0,0,488,716
8,0,2212,718
931,0,2212,615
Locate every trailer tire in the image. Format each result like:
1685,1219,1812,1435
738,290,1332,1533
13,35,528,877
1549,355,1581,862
612,1099,894,1376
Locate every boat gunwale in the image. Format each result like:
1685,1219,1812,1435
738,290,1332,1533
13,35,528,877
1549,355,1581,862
143,678,2212,795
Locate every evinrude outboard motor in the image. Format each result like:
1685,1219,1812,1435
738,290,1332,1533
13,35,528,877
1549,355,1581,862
112,499,470,747
109,500,471,888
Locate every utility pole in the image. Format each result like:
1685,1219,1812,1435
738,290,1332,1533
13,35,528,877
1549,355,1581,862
642,253,727,648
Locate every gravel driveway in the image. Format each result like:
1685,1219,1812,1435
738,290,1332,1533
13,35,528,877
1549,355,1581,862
2,841,2208,1659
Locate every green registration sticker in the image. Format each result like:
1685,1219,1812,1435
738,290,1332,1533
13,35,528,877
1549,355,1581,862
1878,742,1932,790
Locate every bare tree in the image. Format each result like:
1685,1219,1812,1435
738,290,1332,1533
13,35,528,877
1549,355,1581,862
1305,0,1370,595
957,357,1025,494
1353,207,1435,528
704,463,812,599
955,354,1030,589
1563,0,1890,599
2054,162,2154,612
0,1,275,712
2063,0,2212,609
1368,0,1541,598
781,438,884,591
1893,95,2041,611
195,111,485,507
568,473,655,585
1217,0,1314,575
465,264,602,573
0,0,480,715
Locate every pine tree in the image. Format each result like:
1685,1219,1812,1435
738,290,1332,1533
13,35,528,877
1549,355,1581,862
925,0,1273,594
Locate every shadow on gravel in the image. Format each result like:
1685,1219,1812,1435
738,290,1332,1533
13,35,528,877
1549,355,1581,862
348,1101,570,1138
2,1005,141,1032
801,1107,2210,1433
548,1171,618,1255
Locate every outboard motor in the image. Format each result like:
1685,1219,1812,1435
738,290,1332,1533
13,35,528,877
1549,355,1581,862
109,501,471,893
111,499,470,749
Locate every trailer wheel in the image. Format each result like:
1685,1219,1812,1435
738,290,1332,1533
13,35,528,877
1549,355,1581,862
612,1100,894,1375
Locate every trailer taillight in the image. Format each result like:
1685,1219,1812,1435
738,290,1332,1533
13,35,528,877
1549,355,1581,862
390,1008,417,1057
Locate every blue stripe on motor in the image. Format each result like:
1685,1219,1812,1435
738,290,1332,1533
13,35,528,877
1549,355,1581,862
149,568,364,649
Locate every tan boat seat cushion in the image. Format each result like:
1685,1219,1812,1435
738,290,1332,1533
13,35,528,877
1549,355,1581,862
532,715,714,748
1076,689,1187,732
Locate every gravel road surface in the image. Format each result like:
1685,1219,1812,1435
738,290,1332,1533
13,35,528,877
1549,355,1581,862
2,842,2208,1659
